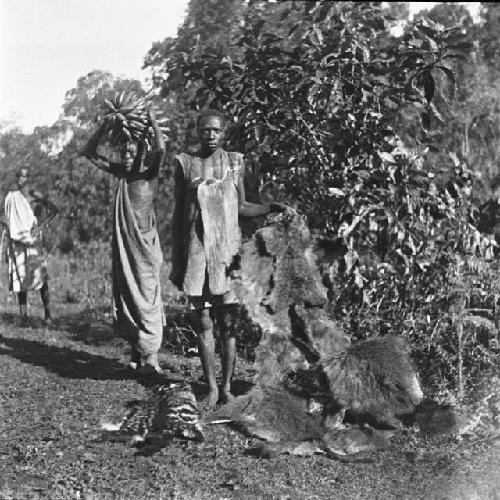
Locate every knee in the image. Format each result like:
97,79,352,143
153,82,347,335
197,309,213,336
218,305,238,335
18,291,27,305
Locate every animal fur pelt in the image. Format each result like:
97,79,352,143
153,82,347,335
197,175,240,294
101,382,204,446
208,209,423,455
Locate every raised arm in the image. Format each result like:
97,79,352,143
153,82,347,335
237,159,272,218
80,122,113,172
146,107,166,177
169,159,186,290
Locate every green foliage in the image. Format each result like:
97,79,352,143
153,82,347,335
402,3,500,203
479,2,500,62
150,1,498,399
2,0,500,403
62,70,146,129
0,71,151,248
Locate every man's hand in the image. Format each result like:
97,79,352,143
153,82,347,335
190,177,211,189
29,189,43,201
269,202,292,213
169,274,183,291
80,121,107,158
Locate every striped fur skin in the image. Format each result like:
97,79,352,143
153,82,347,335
102,382,204,445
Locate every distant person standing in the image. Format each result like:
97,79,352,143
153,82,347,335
2,167,58,322
81,107,166,374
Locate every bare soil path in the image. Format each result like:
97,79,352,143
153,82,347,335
1,302,499,500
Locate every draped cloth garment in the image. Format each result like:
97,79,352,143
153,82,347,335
112,178,164,355
171,148,242,296
4,190,47,292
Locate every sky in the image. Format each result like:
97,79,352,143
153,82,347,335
0,1,482,134
0,0,189,132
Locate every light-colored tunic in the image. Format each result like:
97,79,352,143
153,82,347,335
171,148,242,297
4,190,47,292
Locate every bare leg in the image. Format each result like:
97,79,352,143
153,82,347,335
195,308,219,408
40,282,52,321
218,305,237,404
143,352,163,374
128,344,141,370
18,291,27,317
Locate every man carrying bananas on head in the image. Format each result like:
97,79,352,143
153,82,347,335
81,102,166,374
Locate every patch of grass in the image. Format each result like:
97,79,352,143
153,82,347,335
1,248,500,499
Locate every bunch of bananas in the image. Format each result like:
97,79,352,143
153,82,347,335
102,92,169,150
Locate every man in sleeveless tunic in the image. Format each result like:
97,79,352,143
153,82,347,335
170,110,273,408
2,167,58,322
81,107,166,374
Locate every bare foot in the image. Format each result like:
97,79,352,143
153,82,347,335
201,389,219,410
139,363,163,375
220,388,234,405
140,353,163,374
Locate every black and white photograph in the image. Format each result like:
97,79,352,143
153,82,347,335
1,1,499,498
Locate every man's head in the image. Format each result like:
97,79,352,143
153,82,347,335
197,109,226,154
120,141,139,170
16,167,30,190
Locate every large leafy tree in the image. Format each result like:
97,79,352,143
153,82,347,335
0,71,149,247
480,2,500,62
148,0,497,394
55,71,149,245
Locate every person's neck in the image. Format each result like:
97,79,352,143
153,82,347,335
198,146,220,158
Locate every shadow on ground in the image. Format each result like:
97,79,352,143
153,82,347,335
0,332,180,389
0,310,115,346
0,327,255,401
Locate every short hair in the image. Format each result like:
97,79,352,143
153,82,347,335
196,109,227,129
16,166,29,177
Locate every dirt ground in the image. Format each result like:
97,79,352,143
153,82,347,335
1,300,500,500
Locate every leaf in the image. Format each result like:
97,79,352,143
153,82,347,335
420,111,431,131
435,65,456,100
442,53,468,61
429,101,444,123
378,152,396,164
425,35,439,52
447,42,473,51
354,268,365,289
449,152,460,167
408,38,424,49
416,23,437,39
421,71,435,104
463,315,497,333
328,187,345,197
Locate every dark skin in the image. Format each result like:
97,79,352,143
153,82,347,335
172,115,272,408
81,108,166,229
81,107,166,370
2,168,58,319
81,108,165,179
